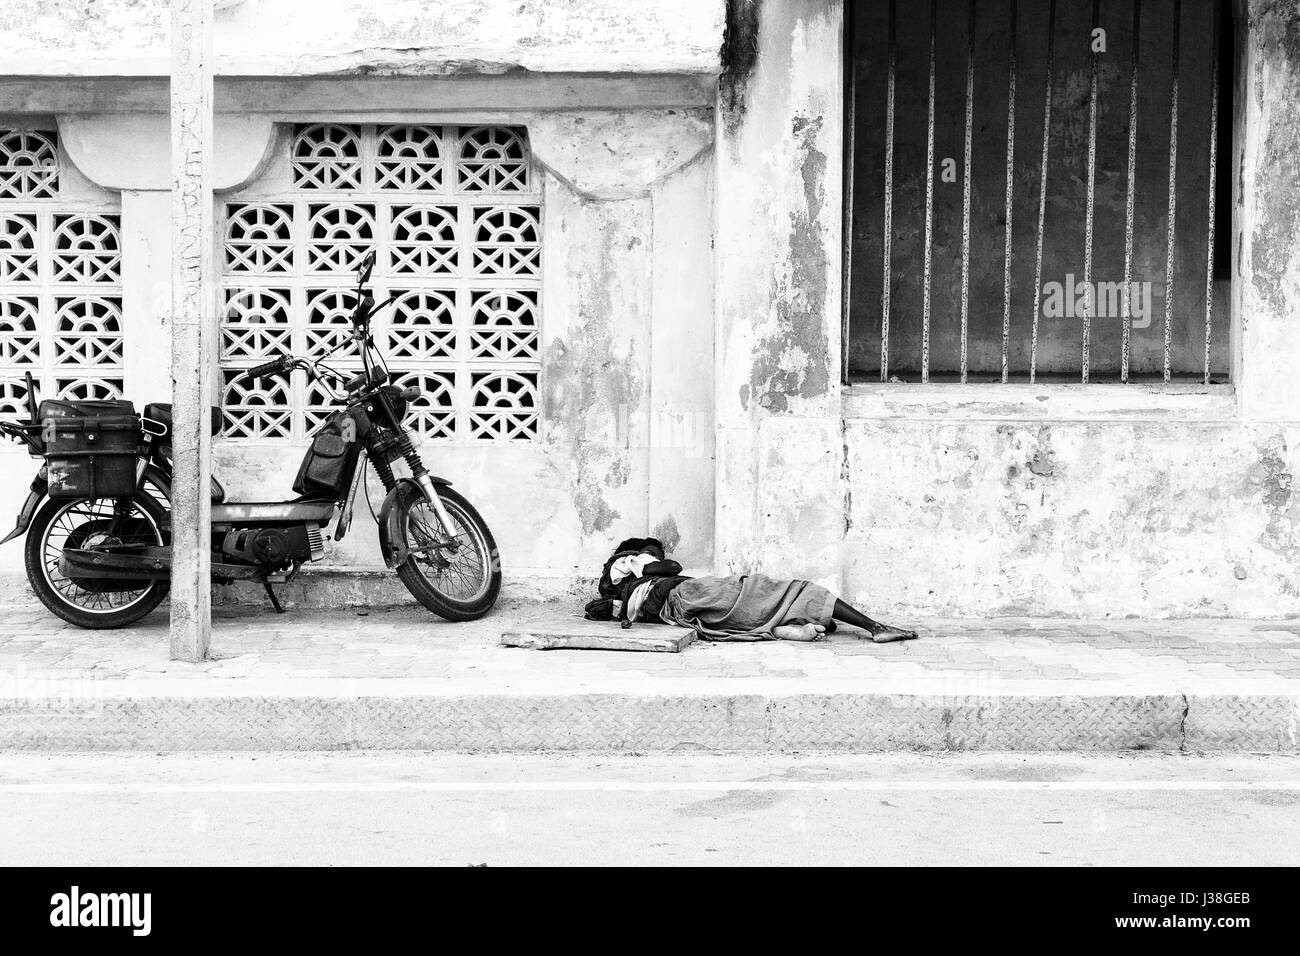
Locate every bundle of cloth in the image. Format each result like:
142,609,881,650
584,536,916,643
584,536,689,630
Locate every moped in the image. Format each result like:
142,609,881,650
0,251,500,629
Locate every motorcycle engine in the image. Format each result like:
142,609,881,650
221,526,316,571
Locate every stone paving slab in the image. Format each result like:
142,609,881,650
0,601,1296,751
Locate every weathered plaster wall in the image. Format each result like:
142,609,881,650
0,0,725,76
225,105,712,584
226,104,713,582
8,0,1300,621
843,410,1300,618
841,0,1300,618
0,82,718,599
1237,0,1300,421
712,0,1300,618
714,0,846,588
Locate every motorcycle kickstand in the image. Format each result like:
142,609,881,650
263,582,285,614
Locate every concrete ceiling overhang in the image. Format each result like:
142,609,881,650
0,0,726,78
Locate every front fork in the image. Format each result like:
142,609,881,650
413,472,459,540
375,421,458,541
366,386,460,540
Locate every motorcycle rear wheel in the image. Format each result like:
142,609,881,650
394,485,501,622
24,494,170,630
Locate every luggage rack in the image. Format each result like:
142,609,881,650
0,371,50,456
1,371,143,499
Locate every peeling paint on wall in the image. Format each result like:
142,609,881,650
1026,429,1057,479
1250,434,1295,550
842,418,1300,618
1249,5,1300,328
652,514,682,554
720,0,761,138
543,196,645,538
746,113,832,414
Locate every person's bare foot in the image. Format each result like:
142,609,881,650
867,624,918,643
773,622,826,642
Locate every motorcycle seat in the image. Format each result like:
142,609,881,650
142,402,222,439
211,501,337,525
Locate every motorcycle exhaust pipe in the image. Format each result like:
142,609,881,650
58,548,170,581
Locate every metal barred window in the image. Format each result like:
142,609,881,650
845,0,1232,384
219,123,541,441
0,128,125,417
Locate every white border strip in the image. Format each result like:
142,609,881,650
2,780,1299,794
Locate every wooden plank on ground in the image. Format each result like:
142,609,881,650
501,617,695,653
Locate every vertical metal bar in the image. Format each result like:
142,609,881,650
1001,0,1017,384
881,0,896,382
1081,0,1100,383
841,0,856,386
922,0,937,383
1163,0,1181,383
1030,0,1056,384
960,0,976,383
1122,0,1141,384
1204,0,1221,385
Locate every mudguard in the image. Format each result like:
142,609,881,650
0,471,47,545
377,475,452,569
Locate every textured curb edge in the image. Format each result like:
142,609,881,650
0,692,1295,752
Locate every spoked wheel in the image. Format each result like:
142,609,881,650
23,495,170,629
394,485,501,621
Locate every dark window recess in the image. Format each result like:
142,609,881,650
844,0,1233,384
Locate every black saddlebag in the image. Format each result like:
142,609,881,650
292,408,366,500
39,399,141,500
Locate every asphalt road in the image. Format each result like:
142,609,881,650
0,751,1296,866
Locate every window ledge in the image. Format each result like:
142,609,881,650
841,382,1238,422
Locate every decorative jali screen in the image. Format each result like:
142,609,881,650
0,129,125,417
220,124,542,441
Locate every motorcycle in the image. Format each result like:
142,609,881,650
0,251,501,629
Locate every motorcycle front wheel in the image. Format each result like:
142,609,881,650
394,485,501,622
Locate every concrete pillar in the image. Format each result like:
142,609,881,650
1235,0,1300,422
168,0,214,662
713,0,846,588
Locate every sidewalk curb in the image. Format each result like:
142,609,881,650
0,685,1295,752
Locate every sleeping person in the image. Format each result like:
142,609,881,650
588,537,917,643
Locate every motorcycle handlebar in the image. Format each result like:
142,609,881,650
244,355,289,381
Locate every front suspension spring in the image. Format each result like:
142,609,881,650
395,433,427,479
369,450,397,491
